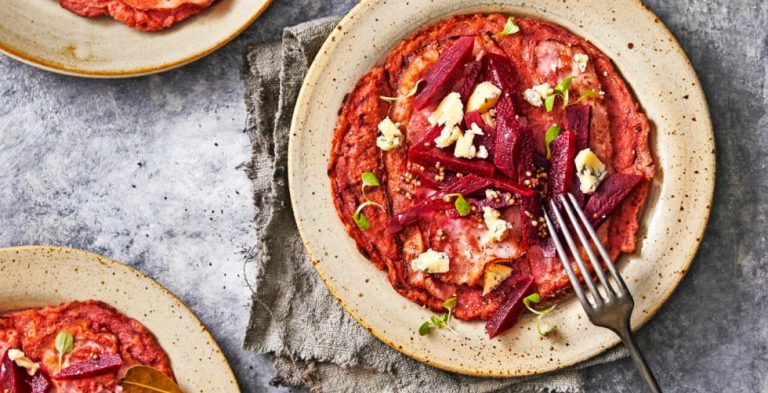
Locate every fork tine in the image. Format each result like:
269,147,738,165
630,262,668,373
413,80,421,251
543,209,592,311
558,194,616,297
566,193,630,295
547,199,603,306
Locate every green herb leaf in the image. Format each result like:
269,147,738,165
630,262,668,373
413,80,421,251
361,171,380,195
353,201,384,231
419,322,432,336
523,292,541,313
454,195,470,216
353,211,370,230
544,124,562,159
431,315,444,327
493,17,520,38
554,76,573,95
544,94,556,113
55,331,74,371
570,90,601,106
443,296,457,310
380,80,424,102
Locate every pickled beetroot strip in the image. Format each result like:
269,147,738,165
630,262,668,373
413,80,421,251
456,61,482,105
548,131,576,195
483,52,521,94
0,350,29,393
493,94,523,180
566,105,592,205
53,353,123,380
386,175,492,233
485,276,534,338
584,173,644,227
413,36,475,110
409,147,495,178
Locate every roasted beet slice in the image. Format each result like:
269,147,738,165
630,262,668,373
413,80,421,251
491,176,535,197
584,173,644,227
53,353,123,380
482,52,520,94
409,147,495,178
413,36,475,110
493,94,522,180
512,130,543,246
387,175,493,233
549,131,576,195
0,351,30,393
485,276,534,338
566,105,591,205
464,110,496,158
30,373,50,393
456,61,482,104
566,104,591,151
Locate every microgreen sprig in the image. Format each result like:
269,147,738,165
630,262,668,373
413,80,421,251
523,293,557,336
419,296,459,336
380,80,424,102
353,201,385,230
493,17,520,38
55,331,74,371
361,171,380,196
443,193,471,216
353,172,385,230
544,76,600,112
545,124,562,159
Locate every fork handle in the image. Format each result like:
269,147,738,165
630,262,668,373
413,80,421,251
617,326,662,393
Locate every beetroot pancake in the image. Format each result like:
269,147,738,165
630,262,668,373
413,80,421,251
59,0,215,31
328,14,653,337
0,300,173,392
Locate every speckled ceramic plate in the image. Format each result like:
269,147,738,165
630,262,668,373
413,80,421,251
288,0,714,377
0,246,241,391
0,0,271,78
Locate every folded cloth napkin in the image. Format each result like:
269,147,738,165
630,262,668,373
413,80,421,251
242,16,626,393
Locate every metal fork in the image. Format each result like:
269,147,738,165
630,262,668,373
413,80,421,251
543,193,662,393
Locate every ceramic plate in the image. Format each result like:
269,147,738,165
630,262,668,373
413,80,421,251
289,0,714,377
0,0,271,78
0,246,240,391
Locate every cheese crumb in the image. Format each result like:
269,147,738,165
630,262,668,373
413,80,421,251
8,349,39,376
376,117,403,151
411,249,450,273
483,207,512,243
466,82,502,113
477,145,489,159
483,264,514,295
434,125,462,148
429,92,464,147
453,123,484,159
523,83,554,107
573,53,589,73
574,148,607,194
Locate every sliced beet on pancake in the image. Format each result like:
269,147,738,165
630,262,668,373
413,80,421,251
328,14,653,337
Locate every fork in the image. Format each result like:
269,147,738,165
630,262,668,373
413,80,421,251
543,193,662,393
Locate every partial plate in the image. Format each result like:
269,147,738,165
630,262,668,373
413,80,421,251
288,0,714,377
0,246,240,391
0,0,271,78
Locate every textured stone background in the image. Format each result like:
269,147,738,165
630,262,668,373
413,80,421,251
0,1,764,392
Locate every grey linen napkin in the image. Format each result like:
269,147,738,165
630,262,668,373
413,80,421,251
243,16,626,393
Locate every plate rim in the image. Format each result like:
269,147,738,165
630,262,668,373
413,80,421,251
0,244,241,391
288,0,715,377
0,0,273,78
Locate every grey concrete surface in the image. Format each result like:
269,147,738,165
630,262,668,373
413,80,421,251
0,1,764,392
